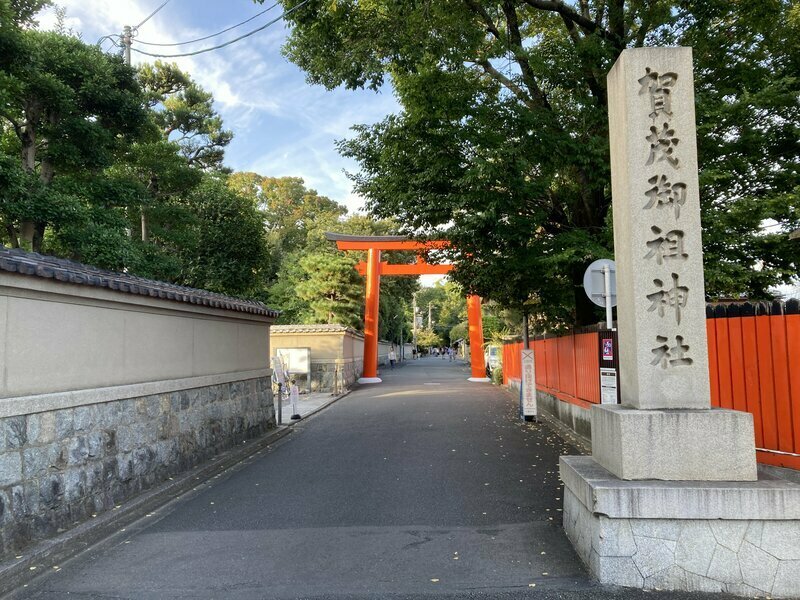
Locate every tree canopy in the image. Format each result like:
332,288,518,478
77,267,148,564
274,0,800,328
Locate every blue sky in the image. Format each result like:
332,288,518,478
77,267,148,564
39,0,400,213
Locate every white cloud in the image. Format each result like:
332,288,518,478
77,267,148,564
36,0,400,211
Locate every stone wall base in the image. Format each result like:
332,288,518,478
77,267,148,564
0,377,274,558
561,456,800,598
591,404,758,481
309,359,363,393
506,381,592,447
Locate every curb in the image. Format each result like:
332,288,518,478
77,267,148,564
0,424,293,598
498,385,591,455
278,387,353,426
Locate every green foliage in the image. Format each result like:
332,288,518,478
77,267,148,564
449,322,468,345
274,0,800,326
491,365,503,386
672,0,800,299
415,327,442,349
138,61,233,170
0,17,149,251
295,251,363,328
416,280,467,343
176,175,266,295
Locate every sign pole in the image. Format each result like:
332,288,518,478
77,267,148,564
603,263,613,329
520,348,537,420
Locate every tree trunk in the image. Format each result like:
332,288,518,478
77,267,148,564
141,208,149,242
572,263,600,326
19,121,37,251
29,157,55,253
5,223,20,248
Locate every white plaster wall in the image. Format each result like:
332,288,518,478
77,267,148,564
0,273,273,399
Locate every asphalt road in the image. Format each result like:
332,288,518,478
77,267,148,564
11,358,738,599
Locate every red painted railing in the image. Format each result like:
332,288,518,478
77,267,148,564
503,300,800,470
503,331,600,409
707,303,800,470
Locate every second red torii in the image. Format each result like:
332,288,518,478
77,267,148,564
326,233,489,384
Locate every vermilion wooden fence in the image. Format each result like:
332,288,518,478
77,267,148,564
502,300,800,470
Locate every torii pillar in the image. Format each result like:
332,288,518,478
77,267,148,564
360,247,382,383
467,294,490,382
326,233,489,383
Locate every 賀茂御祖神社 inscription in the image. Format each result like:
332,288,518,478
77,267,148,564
644,175,687,217
645,123,680,168
640,66,693,369
638,68,677,121
647,273,689,324
645,226,688,265
609,47,711,409
650,334,693,368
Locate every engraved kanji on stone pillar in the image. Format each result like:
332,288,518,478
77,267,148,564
608,47,710,409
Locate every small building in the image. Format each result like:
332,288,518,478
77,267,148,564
270,324,404,392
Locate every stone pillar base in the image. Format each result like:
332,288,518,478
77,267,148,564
591,404,757,481
560,456,800,598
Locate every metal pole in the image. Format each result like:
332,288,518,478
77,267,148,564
412,293,418,359
276,383,283,425
603,264,613,329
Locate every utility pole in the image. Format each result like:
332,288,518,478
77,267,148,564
412,293,418,359
428,302,433,328
122,25,133,66
522,312,529,348
120,25,144,242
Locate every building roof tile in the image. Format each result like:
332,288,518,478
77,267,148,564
0,247,278,318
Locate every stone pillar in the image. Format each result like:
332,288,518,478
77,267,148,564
593,47,755,482
609,47,709,411
559,48,800,598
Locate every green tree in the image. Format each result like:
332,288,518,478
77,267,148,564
0,7,148,251
271,0,800,326
179,175,267,296
416,327,443,350
138,61,232,171
295,251,363,327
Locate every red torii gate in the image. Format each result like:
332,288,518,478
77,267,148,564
326,233,490,384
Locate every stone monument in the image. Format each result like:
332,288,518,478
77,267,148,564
560,47,800,597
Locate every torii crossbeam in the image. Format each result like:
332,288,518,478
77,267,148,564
326,233,490,384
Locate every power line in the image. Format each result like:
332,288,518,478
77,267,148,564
136,2,280,47
135,0,174,30
131,0,312,59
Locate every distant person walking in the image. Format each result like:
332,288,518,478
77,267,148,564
389,346,397,369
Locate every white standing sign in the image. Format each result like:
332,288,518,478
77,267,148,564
272,355,286,384
521,349,537,417
600,367,618,404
